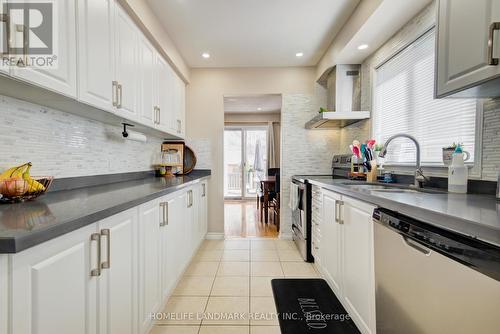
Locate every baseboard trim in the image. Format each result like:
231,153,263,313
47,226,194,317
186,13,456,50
205,232,225,240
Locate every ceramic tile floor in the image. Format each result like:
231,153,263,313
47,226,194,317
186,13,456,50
150,238,320,334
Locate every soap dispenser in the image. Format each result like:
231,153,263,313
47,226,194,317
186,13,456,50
448,146,468,193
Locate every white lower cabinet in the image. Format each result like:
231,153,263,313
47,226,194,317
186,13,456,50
138,199,162,334
341,196,376,334
10,224,98,334
98,208,138,334
320,190,342,296
5,181,209,334
314,189,376,334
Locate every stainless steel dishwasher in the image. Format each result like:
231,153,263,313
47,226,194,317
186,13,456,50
373,208,500,334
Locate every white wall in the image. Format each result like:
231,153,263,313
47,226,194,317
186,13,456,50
187,67,327,235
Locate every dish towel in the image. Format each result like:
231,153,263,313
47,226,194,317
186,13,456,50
289,183,300,210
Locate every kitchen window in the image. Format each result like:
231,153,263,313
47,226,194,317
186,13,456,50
372,28,480,166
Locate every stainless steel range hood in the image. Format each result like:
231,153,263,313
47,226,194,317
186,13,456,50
306,64,370,129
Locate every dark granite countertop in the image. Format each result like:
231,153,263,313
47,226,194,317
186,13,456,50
302,177,500,248
0,170,211,253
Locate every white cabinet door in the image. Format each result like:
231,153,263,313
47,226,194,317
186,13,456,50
114,2,138,120
341,196,376,334
436,0,500,97
77,0,115,111
138,199,161,334
138,34,156,127
98,209,138,334
0,0,8,75
156,54,175,133
173,74,186,138
11,0,77,98
321,190,342,296
10,224,98,334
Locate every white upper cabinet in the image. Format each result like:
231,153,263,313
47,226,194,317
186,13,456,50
77,0,115,111
436,0,500,97
11,0,78,98
139,34,156,127
0,0,8,75
173,74,186,138
114,2,138,120
156,54,176,133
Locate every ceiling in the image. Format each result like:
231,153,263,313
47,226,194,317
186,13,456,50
147,0,360,68
224,95,282,114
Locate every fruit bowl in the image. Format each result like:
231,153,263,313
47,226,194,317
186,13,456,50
0,177,54,203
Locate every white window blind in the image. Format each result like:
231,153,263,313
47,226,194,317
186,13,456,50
373,29,477,165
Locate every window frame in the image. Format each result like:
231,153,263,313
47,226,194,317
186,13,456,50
369,26,483,179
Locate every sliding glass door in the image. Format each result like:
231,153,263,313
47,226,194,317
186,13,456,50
224,126,268,199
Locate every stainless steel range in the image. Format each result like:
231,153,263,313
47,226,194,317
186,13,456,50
291,154,353,262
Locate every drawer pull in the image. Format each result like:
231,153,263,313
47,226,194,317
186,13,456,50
488,22,500,65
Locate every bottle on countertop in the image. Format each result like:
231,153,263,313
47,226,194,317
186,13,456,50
448,145,468,194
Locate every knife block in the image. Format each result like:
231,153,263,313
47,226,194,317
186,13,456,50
366,161,378,182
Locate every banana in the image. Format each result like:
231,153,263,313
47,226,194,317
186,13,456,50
22,164,45,193
0,163,30,180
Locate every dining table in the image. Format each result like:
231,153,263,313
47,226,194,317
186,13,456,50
259,175,276,224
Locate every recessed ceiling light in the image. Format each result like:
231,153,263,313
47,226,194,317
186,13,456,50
295,52,304,57
357,44,369,50
257,108,262,111
202,52,210,59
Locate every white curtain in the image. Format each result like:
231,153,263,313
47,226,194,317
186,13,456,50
267,121,276,168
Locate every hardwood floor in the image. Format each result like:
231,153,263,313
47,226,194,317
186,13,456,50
224,200,279,238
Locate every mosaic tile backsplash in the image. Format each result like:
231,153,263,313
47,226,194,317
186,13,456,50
0,94,169,178
280,93,341,237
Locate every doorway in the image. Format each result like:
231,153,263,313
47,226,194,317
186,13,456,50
224,126,268,199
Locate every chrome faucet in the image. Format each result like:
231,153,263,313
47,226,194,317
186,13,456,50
378,133,427,188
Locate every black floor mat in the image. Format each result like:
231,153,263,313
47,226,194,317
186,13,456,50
271,278,361,334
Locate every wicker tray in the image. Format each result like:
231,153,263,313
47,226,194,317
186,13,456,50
0,177,54,203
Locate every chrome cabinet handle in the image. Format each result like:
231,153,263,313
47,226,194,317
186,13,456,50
117,83,123,108
337,201,344,224
159,202,168,226
112,81,118,107
334,201,340,223
157,107,161,125
202,184,206,197
90,233,101,277
100,229,111,269
177,120,181,133
0,13,10,58
14,24,27,66
488,22,500,65
187,190,193,208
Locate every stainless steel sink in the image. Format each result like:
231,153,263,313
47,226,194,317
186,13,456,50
337,181,446,194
